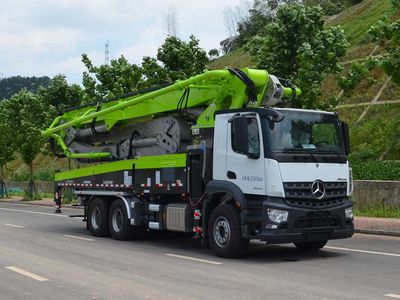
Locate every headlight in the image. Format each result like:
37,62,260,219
267,208,289,223
345,207,353,219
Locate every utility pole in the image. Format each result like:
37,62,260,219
105,41,110,65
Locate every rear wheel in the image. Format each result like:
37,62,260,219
208,204,249,258
294,240,327,251
109,199,136,240
88,198,109,237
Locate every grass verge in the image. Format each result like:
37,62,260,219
354,204,400,218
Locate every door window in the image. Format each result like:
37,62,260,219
231,117,260,158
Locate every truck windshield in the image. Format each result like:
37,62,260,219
265,110,345,155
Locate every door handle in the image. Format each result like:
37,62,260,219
227,171,237,179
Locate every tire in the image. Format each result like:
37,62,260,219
208,204,249,258
88,198,109,237
294,240,327,251
109,199,136,241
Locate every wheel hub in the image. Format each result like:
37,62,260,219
112,208,123,233
214,216,231,247
91,207,101,230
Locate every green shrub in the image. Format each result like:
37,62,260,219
34,169,55,181
62,188,78,205
349,147,378,161
351,159,400,180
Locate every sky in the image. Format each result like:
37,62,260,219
0,0,243,84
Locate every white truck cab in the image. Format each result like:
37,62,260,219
208,107,353,247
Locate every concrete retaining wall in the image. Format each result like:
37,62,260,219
353,180,400,208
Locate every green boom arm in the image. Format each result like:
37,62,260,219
42,68,301,159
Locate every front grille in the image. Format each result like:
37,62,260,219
285,198,345,209
283,181,347,200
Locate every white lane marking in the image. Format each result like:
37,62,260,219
385,294,400,299
64,235,95,242
4,223,24,228
165,253,223,265
326,246,400,258
0,207,68,217
5,266,49,282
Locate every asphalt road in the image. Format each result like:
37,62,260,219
0,202,399,300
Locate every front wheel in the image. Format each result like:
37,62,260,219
294,240,327,251
208,204,249,258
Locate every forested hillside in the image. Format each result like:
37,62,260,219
0,76,51,100
209,0,400,179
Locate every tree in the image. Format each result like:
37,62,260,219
337,58,377,97
157,35,209,81
236,0,274,46
220,37,238,54
247,4,348,108
236,0,301,47
296,25,349,107
38,75,83,112
221,0,355,53
81,35,208,99
208,49,220,60
0,102,15,197
1,90,53,199
368,0,400,84
82,54,143,102
140,56,169,88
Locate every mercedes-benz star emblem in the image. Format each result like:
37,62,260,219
311,180,325,199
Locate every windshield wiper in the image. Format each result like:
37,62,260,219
280,148,318,162
280,148,304,153
311,148,343,158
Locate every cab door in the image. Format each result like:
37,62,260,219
226,114,265,195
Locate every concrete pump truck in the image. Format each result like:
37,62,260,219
42,68,354,258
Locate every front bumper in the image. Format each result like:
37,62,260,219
241,197,354,243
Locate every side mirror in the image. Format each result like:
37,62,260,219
231,116,248,155
341,122,351,155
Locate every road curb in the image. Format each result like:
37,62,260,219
355,228,400,238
